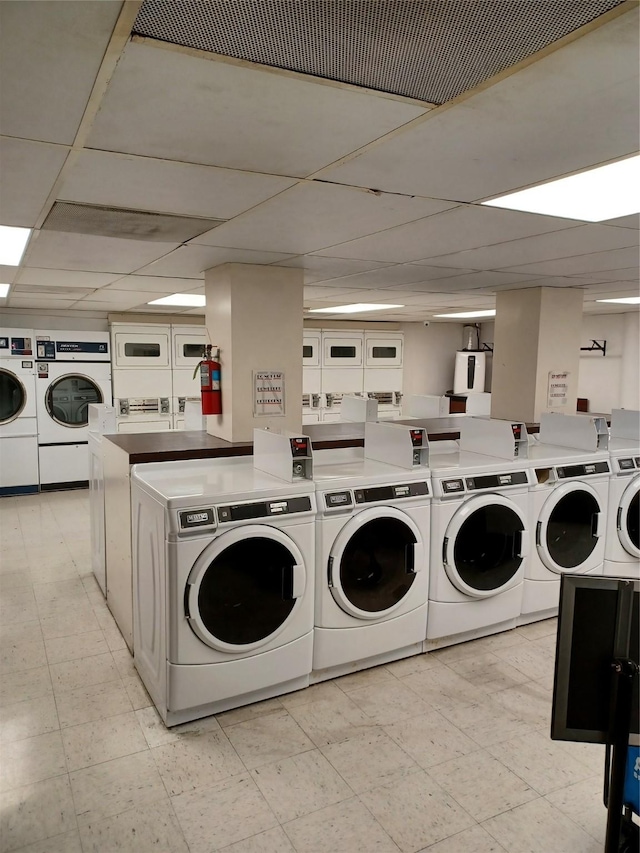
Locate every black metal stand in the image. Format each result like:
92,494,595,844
603,581,639,853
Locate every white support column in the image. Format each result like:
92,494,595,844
491,287,584,423
204,263,304,442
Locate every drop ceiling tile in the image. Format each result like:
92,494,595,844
0,265,20,284
86,40,429,178
388,270,540,292
15,268,122,288
7,297,77,310
573,267,640,283
582,282,640,296
310,264,454,290
23,232,181,274
315,204,577,263
422,223,638,271
77,290,156,308
0,137,69,228
280,256,394,284
0,1,123,144
502,245,640,277
61,150,296,220
103,275,200,294
320,9,639,200
136,244,295,278
303,286,370,300
193,182,455,254
601,213,640,230
13,284,95,300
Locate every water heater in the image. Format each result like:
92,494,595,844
453,325,486,394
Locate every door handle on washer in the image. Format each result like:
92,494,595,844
291,564,305,599
516,530,528,558
592,512,603,538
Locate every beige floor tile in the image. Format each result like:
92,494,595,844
172,774,278,852
283,796,399,852
0,572,32,594
251,749,354,823
416,824,507,852
438,697,536,748
487,730,595,795
61,710,147,772
333,664,397,693
217,696,284,728
70,750,166,826
121,673,152,710
219,826,295,852
39,606,100,641
515,618,557,641
136,704,220,748
78,797,188,853
383,651,445,678
385,710,479,770
443,651,530,693
9,830,83,853
278,679,344,710
44,630,108,665
111,648,137,678
482,796,601,853
399,665,488,712
225,710,314,769
0,590,38,625
151,728,245,795
55,679,132,729
347,679,431,725
0,635,47,675
321,728,419,793
360,770,475,853
490,680,552,729
32,578,86,602
101,621,128,652
50,651,118,695
430,630,527,664
0,731,67,792
555,738,606,777
0,621,42,646
545,775,606,844
0,665,52,708
493,644,555,683
287,686,379,747
0,775,77,853
429,749,538,821
0,693,59,743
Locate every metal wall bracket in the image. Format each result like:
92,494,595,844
581,339,607,356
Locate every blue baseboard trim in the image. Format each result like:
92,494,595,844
0,484,39,497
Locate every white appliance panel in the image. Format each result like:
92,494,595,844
303,332,321,367
39,443,90,485
112,327,170,368
112,369,173,398
322,333,363,368
364,335,403,367
172,327,207,369
0,434,39,492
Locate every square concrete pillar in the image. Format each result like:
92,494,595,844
491,287,584,423
204,263,304,442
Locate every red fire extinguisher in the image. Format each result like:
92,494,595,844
195,345,222,415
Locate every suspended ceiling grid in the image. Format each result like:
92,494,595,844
0,0,637,321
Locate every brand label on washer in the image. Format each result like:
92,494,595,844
179,508,215,529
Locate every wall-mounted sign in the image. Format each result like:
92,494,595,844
548,370,570,408
253,371,285,417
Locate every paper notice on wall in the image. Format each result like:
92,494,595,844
547,371,570,408
253,371,285,417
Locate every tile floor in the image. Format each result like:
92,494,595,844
0,489,609,852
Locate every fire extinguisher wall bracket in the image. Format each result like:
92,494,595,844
198,345,222,416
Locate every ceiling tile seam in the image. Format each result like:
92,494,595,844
304,2,636,184
309,177,464,205
130,33,437,111
492,244,640,273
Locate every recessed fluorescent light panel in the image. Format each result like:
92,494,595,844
433,309,496,318
0,226,31,265
308,303,404,314
595,296,640,304
482,155,640,222
0,283,10,298
147,293,206,307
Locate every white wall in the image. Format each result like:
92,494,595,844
400,322,464,396
578,312,639,413
0,308,109,332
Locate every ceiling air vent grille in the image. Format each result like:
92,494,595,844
133,0,625,105
42,201,225,243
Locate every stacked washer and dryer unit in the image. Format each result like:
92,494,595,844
605,409,640,579
0,329,39,495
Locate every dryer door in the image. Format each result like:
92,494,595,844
617,476,640,558
536,481,604,573
45,374,104,427
0,369,26,424
443,494,527,598
186,525,306,652
328,506,423,620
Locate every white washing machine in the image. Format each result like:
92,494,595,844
88,404,117,596
0,328,39,495
111,323,173,432
427,450,532,649
35,331,111,489
605,438,640,579
312,452,430,681
519,441,611,625
171,324,208,429
131,457,315,726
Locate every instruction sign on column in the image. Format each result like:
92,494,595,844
547,370,570,408
254,371,285,417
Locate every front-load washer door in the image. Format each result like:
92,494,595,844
45,374,104,428
328,506,423,620
443,494,527,598
617,477,640,559
0,369,27,424
186,525,306,653
537,481,604,573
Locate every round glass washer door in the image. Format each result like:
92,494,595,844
0,369,26,424
186,525,306,653
443,494,528,598
328,506,423,620
537,481,604,572
45,374,103,427
618,477,640,558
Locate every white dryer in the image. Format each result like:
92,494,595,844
302,331,321,424
131,457,315,726
111,323,173,432
428,450,532,649
312,453,430,682
605,438,640,579
34,331,111,489
519,441,611,624
363,331,404,420
0,328,39,495
171,324,208,429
